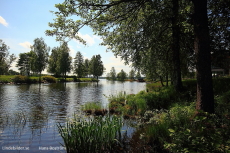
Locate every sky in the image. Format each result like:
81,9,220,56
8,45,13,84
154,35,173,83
0,0,132,76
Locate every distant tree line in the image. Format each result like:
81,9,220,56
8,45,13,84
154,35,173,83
106,67,141,81
15,37,105,82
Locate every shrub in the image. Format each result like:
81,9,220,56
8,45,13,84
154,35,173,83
42,75,56,83
12,75,29,83
164,113,230,153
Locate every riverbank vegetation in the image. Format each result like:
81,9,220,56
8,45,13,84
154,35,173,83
0,75,98,84
60,77,230,152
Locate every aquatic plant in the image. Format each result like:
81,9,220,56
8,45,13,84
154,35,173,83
58,115,122,153
81,102,107,115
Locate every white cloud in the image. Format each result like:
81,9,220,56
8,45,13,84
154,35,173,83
0,16,8,27
19,41,32,49
68,45,76,58
104,56,131,74
74,32,102,46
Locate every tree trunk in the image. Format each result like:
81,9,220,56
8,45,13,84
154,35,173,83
192,0,214,113
171,0,183,91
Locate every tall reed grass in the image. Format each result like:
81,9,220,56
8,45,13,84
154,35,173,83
58,115,122,153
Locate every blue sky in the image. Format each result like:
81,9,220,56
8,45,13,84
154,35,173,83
0,0,132,76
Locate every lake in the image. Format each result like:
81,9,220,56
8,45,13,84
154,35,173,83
0,79,146,153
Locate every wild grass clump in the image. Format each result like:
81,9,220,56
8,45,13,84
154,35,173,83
107,91,126,103
81,102,107,115
42,75,57,83
58,115,122,153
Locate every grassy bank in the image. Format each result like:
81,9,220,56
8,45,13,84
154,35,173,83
0,75,98,84
61,77,230,152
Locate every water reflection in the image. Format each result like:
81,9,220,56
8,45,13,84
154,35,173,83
0,79,146,152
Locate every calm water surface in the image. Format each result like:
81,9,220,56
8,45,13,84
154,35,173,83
0,79,146,153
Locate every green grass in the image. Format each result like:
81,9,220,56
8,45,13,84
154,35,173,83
0,75,98,83
58,115,122,153
0,75,14,83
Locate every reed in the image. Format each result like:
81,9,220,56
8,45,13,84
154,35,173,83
58,115,122,153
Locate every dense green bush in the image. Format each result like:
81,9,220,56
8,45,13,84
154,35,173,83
164,113,230,153
42,75,57,83
13,75,30,83
12,75,38,84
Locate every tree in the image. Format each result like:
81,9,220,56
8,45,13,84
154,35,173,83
31,37,50,82
17,52,32,76
89,55,104,80
73,51,85,78
129,69,135,80
48,47,60,76
57,42,72,81
109,67,116,80
0,39,16,74
136,71,141,79
117,69,127,81
84,58,90,77
46,0,223,113
191,0,214,113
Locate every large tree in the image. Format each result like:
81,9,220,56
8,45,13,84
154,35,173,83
57,42,72,80
191,0,214,113
117,69,127,81
46,0,222,113
109,67,116,81
48,47,60,76
17,52,33,76
73,51,85,78
0,39,16,75
31,37,50,82
89,54,104,80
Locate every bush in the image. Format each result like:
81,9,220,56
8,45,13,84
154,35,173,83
42,75,56,83
12,75,29,83
164,113,230,153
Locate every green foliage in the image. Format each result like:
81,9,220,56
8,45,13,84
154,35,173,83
125,92,148,116
107,91,126,103
12,75,38,84
215,90,230,116
164,113,230,153
58,115,122,153
42,75,57,83
89,55,104,79
117,69,127,81
129,69,136,80
0,39,16,75
31,37,50,74
81,102,104,112
107,67,116,80
73,51,85,78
